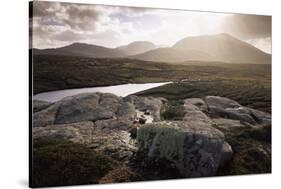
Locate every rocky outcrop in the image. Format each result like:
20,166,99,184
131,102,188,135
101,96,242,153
137,121,227,177
32,93,271,180
33,93,165,128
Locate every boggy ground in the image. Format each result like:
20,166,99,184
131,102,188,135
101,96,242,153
33,55,271,94
31,92,271,187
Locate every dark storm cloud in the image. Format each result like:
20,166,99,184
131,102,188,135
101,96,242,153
222,14,271,39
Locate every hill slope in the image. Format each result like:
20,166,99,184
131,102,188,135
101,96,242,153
131,33,271,64
116,41,156,56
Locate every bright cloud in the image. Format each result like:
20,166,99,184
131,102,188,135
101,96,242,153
30,1,271,53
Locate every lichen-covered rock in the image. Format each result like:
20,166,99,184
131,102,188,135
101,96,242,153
116,102,136,120
33,121,94,144
33,100,52,113
55,93,119,124
33,121,137,163
137,121,225,177
89,128,137,162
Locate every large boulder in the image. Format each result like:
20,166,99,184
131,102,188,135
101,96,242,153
137,121,227,177
55,93,120,124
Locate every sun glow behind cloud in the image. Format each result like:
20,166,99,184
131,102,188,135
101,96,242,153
31,1,271,53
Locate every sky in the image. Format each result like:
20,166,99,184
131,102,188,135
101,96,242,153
30,1,272,53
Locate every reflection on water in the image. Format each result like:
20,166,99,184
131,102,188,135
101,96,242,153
33,82,171,102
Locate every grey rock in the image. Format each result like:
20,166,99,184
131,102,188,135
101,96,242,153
33,100,52,113
137,121,225,177
246,108,271,125
205,96,241,110
33,103,61,127
205,96,268,125
55,93,118,124
89,129,137,162
116,101,136,120
33,121,94,144
95,119,132,131
183,103,212,125
212,118,248,130
33,121,137,163
184,98,208,112
125,95,163,121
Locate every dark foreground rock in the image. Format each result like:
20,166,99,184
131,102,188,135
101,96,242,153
32,93,271,186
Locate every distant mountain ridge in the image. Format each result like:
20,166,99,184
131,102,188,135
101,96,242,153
33,41,156,58
33,33,271,64
131,33,271,64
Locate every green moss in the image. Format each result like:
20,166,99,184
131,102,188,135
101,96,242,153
31,138,119,188
214,125,271,175
137,124,186,175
